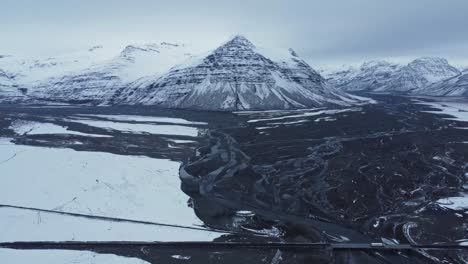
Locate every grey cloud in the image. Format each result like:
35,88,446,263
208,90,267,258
1,0,467,65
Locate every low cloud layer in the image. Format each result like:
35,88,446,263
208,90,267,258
2,0,468,66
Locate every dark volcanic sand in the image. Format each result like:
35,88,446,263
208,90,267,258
181,95,468,263
0,95,467,263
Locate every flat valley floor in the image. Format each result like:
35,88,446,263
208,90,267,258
0,95,467,263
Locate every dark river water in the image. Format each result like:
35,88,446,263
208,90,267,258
0,95,467,263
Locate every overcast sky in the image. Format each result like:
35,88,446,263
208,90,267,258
2,0,468,67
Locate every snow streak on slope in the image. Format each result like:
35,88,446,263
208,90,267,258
113,36,370,110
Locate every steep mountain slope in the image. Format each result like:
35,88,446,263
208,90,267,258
30,43,193,103
327,57,460,94
412,70,468,96
112,36,369,110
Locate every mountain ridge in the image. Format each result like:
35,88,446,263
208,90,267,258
0,35,371,110
324,57,462,95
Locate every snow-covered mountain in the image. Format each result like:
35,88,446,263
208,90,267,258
326,60,400,92
376,57,460,93
1,36,371,109
30,42,193,103
412,70,468,96
110,36,369,110
326,57,461,94
0,46,112,88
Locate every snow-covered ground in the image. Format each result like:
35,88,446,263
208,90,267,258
66,118,199,137
0,135,221,242
0,138,200,225
11,120,111,137
0,249,150,264
0,207,221,242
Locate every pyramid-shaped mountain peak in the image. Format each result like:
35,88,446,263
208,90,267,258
223,35,255,48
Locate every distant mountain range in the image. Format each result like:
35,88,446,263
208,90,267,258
0,36,370,110
323,57,467,96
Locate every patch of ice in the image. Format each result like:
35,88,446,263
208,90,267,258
236,210,255,216
417,101,468,123
10,120,111,137
66,119,199,137
234,107,321,115
266,119,309,126
168,139,197,144
24,104,77,108
381,238,400,245
436,193,468,210
248,108,358,123
76,114,207,125
315,117,337,122
171,255,192,260
0,248,150,264
240,226,283,237
255,126,279,130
